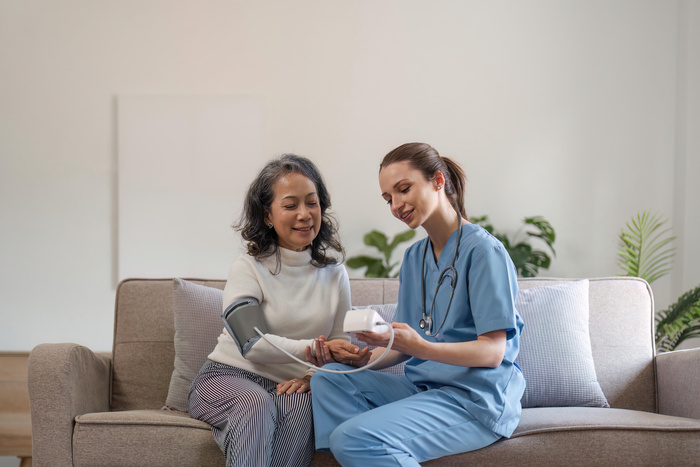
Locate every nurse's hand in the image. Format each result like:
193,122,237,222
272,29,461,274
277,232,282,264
358,322,425,358
326,340,370,367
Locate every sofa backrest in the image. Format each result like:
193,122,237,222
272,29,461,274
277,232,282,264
111,276,655,413
111,279,225,411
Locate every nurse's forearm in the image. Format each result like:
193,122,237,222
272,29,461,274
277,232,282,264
414,330,506,368
368,348,409,369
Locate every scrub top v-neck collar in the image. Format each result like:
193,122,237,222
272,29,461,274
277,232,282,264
425,224,467,273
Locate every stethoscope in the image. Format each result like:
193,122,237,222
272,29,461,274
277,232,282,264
419,214,462,337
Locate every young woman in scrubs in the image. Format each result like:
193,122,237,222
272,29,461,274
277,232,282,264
310,142,525,466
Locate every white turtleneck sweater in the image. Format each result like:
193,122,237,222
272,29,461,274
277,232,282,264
208,247,351,383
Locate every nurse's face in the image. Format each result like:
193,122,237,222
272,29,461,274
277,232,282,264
265,172,321,251
379,161,441,229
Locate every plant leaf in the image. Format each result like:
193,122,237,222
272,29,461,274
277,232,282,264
617,210,675,284
346,256,383,270
365,260,388,278
389,229,416,251
524,216,556,254
364,230,388,251
655,284,700,352
507,243,532,276
349,228,417,277
473,214,556,278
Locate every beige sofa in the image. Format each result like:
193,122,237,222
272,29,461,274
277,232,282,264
28,277,700,466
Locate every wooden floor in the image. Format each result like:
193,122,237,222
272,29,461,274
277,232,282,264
0,352,32,467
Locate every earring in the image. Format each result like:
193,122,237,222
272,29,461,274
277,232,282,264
267,222,274,228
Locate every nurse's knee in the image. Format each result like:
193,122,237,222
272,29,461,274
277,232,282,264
328,419,370,457
310,363,347,391
328,425,351,458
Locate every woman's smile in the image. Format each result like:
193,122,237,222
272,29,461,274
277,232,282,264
266,172,322,251
399,209,414,223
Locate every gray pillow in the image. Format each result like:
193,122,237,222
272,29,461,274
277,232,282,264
165,278,223,412
515,279,609,408
350,304,405,376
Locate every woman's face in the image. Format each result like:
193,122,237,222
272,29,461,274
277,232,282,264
266,172,322,251
379,161,440,229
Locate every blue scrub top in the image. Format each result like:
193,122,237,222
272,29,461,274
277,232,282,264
396,223,526,437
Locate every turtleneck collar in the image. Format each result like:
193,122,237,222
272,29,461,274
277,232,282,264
278,246,313,267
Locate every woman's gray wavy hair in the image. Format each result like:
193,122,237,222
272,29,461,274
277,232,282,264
235,154,344,269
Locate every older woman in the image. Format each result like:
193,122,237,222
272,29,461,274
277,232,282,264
189,154,367,467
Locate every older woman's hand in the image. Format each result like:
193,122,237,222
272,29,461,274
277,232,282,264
277,375,311,395
305,335,333,367
304,337,371,368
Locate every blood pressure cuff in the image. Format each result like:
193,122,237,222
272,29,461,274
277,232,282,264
221,297,269,357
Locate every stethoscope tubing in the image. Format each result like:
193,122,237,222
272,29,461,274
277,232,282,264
420,214,462,337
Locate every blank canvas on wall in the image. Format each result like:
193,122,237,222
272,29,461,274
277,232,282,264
117,95,265,280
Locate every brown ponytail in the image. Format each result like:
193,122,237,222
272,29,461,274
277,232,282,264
380,142,468,220
440,155,467,219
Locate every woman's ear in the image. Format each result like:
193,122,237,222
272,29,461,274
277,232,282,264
433,171,445,190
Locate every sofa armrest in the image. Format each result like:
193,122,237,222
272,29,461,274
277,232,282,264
28,343,111,467
655,347,700,419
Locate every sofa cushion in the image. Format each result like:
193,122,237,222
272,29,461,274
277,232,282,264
417,408,700,467
515,280,609,408
310,407,700,467
165,279,224,412
73,410,224,466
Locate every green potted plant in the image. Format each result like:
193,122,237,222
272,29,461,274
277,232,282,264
655,286,700,352
471,215,556,277
348,215,557,279
346,229,416,278
617,210,675,284
616,210,700,352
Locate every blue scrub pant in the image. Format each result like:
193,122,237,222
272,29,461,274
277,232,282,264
311,363,501,466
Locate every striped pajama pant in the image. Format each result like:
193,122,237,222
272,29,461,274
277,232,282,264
189,360,314,467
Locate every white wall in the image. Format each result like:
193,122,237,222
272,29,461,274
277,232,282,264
1,0,698,352
674,0,700,349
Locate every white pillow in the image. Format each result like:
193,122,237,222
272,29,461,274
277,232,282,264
515,280,609,408
165,279,223,412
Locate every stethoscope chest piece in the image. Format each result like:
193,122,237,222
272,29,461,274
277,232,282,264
419,317,431,331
